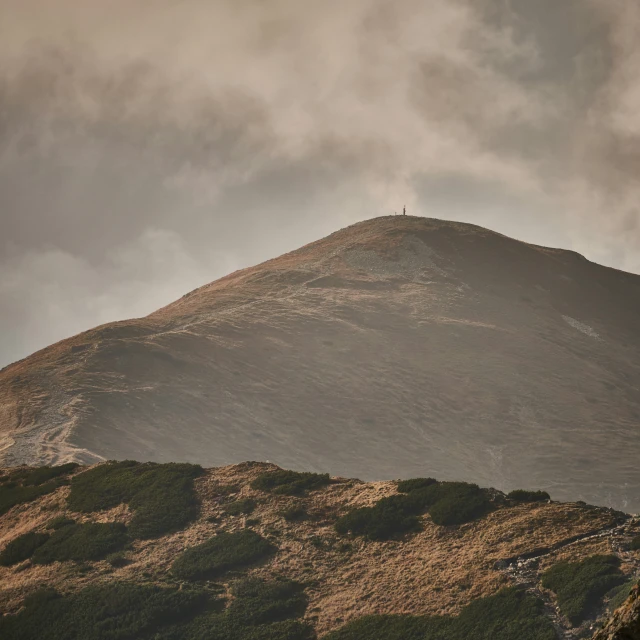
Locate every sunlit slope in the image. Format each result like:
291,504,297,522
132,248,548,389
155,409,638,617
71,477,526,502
1,216,640,510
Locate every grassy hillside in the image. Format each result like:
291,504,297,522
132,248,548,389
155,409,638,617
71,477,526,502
0,461,638,639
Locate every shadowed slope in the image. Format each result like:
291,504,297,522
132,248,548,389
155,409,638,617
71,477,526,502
1,216,640,509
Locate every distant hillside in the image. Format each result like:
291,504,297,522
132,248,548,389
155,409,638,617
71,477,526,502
0,461,638,639
2,216,640,509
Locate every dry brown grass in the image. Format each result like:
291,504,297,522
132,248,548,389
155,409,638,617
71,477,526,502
0,462,632,635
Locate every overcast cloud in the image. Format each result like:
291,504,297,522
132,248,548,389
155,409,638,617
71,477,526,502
0,0,639,367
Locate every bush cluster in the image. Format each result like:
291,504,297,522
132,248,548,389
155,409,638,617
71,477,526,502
335,480,493,541
606,578,637,612
171,530,276,581
541,555,626,625
396,478,437,493
0,464,78,516
325,587,556,640
507,490,551,503
0,582,210,640
227,578,308,627
251,470,331,496
67,461,203,539
0,578,315,640
280,506,308,522
46,516,76,530
224,498,258,516
630,536,640,551
32,522,128,564
0,532,50,566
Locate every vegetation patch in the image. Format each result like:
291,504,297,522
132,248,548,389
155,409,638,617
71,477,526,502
507,490,551,503
227,578,308,626
325,587,555,640
251,470,331,496
171,530,276,581
0,464,78,516
67,461,203,539
336,480,493,540
0,531,50,566
46,516,76,530
541,555,626,625
630,535,640,551
10,463,79,487
396,478,437,493
280,506,308,522
224,498,258,516
0,582,211,640
606,578,637,612
32,522,128,564
0,574,314,640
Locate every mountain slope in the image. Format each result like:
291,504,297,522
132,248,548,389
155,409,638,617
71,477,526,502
2,216,640,509
0,461,637,639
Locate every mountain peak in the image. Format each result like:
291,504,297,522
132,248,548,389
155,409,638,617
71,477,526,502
2,216,640,513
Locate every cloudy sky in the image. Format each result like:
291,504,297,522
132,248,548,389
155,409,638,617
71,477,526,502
1,0,639,367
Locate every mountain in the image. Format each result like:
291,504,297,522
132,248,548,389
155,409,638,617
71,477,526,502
2,216,640,510
0,461,638,639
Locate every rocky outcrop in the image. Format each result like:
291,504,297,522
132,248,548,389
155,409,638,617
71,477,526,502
594,585,640,640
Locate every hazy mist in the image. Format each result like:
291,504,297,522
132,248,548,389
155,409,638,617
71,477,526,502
1,0,639,367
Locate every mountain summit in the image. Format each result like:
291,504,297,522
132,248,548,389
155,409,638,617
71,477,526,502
2,216,640,510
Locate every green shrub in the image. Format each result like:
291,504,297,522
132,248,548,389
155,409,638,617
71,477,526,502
325,587,555,640
396,478,438,493
224,498,258,516
542,555,626,625
280,506,308,522
0,575,314,640
335,494,422,541
251,470,331,496
630,536,640,551
15,463,80,487
0,582,210,640
0,465,78,516
32,522,128,564
171,530,276,581
607,579,637,612
67,461,203,539
0,532,50,566
335,481,493,540
428,488,492,526
106,552,130,568
46,516,76,530
507,490,551,503
228,578,308,626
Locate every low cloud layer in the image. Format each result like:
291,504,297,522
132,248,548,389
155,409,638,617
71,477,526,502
1,0,639,366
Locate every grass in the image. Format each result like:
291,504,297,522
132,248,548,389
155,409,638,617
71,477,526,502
224,498,258,516
541,555,626,625
171,530,276,581
0,582,210,640
32,522,128,564
280,506,308,522
0,573,314,639
335,480,493,541
46,516,76,530
396,478,438,493
227,578,308,626
251,470,331,496
10,463,79,487
606,578,637,612
0,532,50,566
67,461,203,539
507,490,551,503
324,587,556,640
0,464,79,516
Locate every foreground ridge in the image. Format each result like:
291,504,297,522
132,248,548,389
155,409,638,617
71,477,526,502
1,461,639,639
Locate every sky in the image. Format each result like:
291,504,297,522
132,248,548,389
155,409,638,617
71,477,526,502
1,0,639,367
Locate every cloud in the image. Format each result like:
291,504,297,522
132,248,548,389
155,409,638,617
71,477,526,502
1,0,640,364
